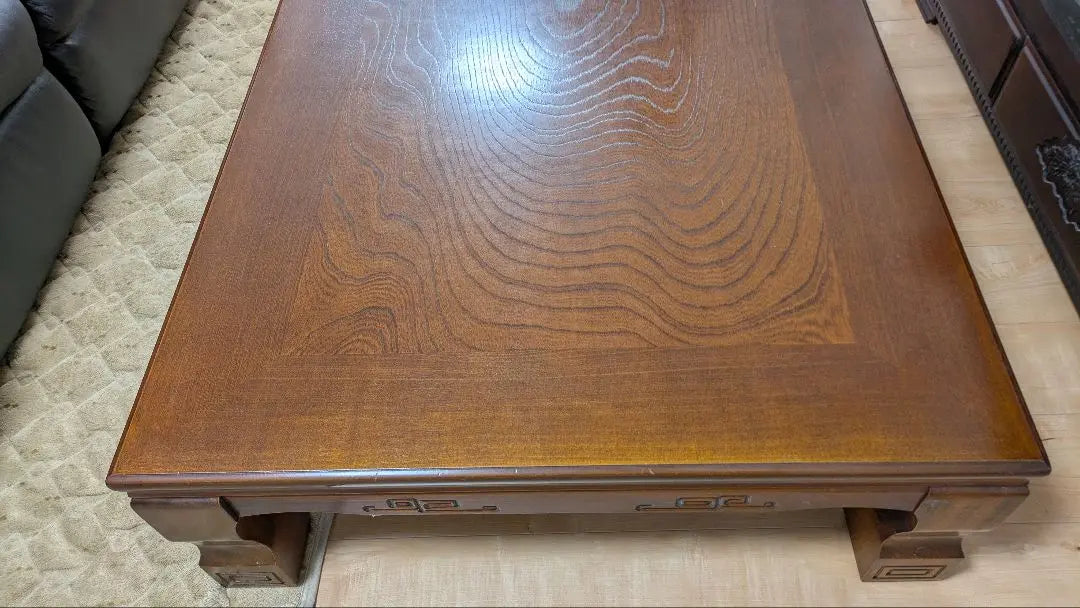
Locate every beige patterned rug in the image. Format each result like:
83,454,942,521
0,0,316,604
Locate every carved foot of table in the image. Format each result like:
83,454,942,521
846,487,1027,581
131,498,309,587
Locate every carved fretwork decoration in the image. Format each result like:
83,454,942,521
873,565,947,580
1036,137,1080,232
213,571,288,587
361,498,498,514
634,495,776,511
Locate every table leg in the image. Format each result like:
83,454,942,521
845,485,1027,581
131,497,309,587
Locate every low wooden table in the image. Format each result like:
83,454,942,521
108,0,1050,586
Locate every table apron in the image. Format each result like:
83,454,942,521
224,486,937,517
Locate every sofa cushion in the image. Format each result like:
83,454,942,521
22,0,186,142
0,69,100,355
0,0,41,110
20,0,91,44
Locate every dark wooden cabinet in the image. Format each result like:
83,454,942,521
1011,0,1080,112
935,0,1021,97
925,0,1080,309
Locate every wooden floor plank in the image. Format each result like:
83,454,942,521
894,64,981,119
1022,387,1080,415
330,510,843,542
865,0,924,23
317,523,1080,607
937,179,1043,247
873,19,955,69
914,117,1015,182
998,324,1080,390
965,244,1080,325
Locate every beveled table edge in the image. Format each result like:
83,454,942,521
106,459,1050,494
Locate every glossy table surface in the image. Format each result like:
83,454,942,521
109,0,1047,492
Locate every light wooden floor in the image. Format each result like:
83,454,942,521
316,2,1080,605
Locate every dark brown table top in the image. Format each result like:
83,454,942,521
109,0,1048,493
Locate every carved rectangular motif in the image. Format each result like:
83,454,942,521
213,571,287,587
873,565,947,580
635,495,776,511
362,498,498,514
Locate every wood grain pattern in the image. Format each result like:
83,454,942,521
108,0,1046,487
285,0,853,353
